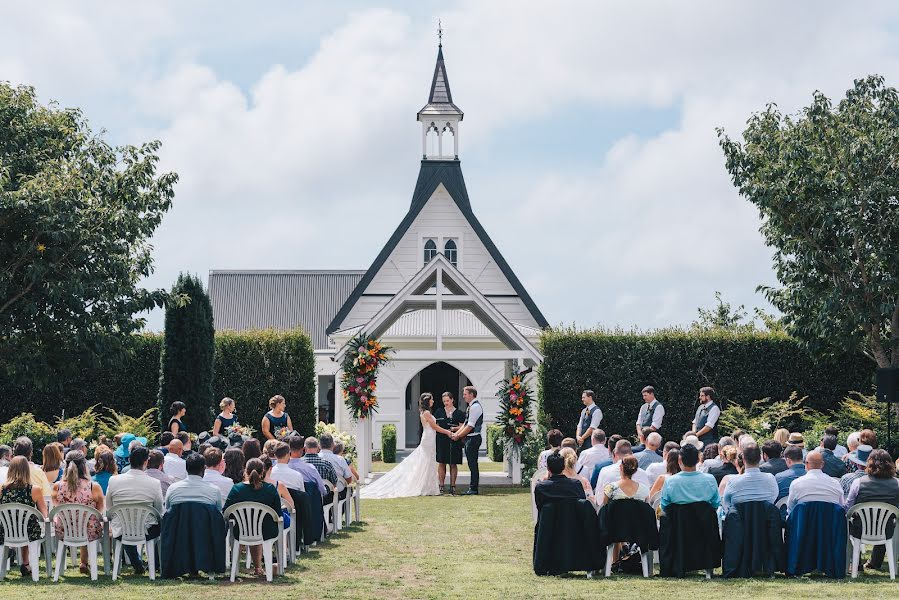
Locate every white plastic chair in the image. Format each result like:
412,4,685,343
223,502,284,582
530,468,547,523
335,485,350,531
351,481,362,524
604,543,651,577
49,503,104,581
846,502,899,580
107,503,161,580
322,481,339,536
0,503,51,581
280,500,296,566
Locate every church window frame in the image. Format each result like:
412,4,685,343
443,238,458,266
423,238,438,264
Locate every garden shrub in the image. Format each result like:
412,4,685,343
381,424,397,463
0,414,55,456
486,424,504,462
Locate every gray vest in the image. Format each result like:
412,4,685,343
693,401,719,443
641,401,660,428
579,404,599,449
466,400,483,435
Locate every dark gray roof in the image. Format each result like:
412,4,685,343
419,44,463,116
326,160,549,334
208,270,365,349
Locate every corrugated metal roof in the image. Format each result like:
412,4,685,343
336,309,540,339
208,270,365,349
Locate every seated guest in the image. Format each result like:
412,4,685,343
534,451,586,511
647,441,680,487
773,428,790,447
106,446,163,575
157,432,174,456
595,440,650,496
287,435,326,496
242,438,263,461
163,439,188,481
698,442,722,473
775,444,806,501
0,445,11,481
202,447,234,500
56,429,73,453
708,445,739,484
560,447,594,503
720,442,778,512
114,433,147,473
223,447,247,485
334,441,359,482
165,453,223,511
842,432,861,463
1,456,48,577
847,429,878,464
92,449,117,494
42,442,65,484
841,444,873,495
271,441,307,492
175,432,192,457
786,450,844,515
68,438,87,458
819,434,847,478
601,455,649,506
263,438,280,461
731,429,746,445
145,449,175,500
846,449,899,572
591,435,623,486
632,427,653,454
224,458,284,578
659,444,720,511
13,437,51,499
560,437,578,452
263,453,295,510
787,432,807,459
635,432,663,470
320,434,354,499
649,449,680,498
303,437,339,503
537,429,564,471
575,430,610,477
52,451,104,575
825,426,848,458
759,440,787,475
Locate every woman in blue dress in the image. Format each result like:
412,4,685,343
261,394,293,440
167,401,187,434
212,397,237,435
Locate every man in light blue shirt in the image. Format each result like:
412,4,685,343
165,453,223,511
660,444,720,511
720,442,778,512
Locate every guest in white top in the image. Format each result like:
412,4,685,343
537,429,564,471
647,441,681,486
575,430,610,477
319,434,353,496
270,442,307,491
201,447,234,500
635,385,665,438
786,450,845,515
595,440,650,496
163,439,187,481
105,446,163,575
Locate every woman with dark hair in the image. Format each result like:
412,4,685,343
261,395,293,440
223,447,246,485
92,450,117,494
537,429,564,471
224,458,284,577
168,401,187,434
649,449,681,498
1,456,48,576
52,451,104,575
361,393,453,499
242,438,262,462
847,448,899,571
601,455,650,506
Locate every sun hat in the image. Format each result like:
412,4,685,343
113,433,148,459
849,444,873,468
681,434,704,450
787,432,804,445
207,435,229,452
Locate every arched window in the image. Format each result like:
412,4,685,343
423,239,437,263
443,239,457,266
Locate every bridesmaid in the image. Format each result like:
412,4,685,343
167,401,187,434
212,397,237,435
261,395,293,440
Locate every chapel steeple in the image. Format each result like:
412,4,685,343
417,25,463,160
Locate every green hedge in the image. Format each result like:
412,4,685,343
0,329,317,438
381,424,397,463
539,329,874,443
486,424,504,462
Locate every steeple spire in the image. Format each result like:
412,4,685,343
418,28,463,160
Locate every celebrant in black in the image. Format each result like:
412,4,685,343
434,391,465,495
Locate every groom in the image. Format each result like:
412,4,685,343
451,385,482,495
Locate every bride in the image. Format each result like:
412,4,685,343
361,393,454,499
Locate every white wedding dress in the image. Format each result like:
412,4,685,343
362,412,439,499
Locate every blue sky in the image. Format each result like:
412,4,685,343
5,1,899,331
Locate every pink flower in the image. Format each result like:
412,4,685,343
360,395,368,402
510,393,518,402
356,376,364,384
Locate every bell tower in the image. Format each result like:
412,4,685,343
417,26,463,160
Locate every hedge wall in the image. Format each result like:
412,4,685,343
539,329,875,443
0,329,317,437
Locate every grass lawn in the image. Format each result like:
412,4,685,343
371,459,506,472
2,489,898,599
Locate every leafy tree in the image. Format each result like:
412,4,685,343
0,83,178,387
719,75,899,367
157,274,215,432
692,291,753,332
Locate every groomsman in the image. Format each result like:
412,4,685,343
691,387,721,445
575,390,603,451
635,385,665,438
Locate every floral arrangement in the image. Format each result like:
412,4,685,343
225,423,255,438
316,421,357,464
340,333,392,421
496,369,534,457
274,426,291,440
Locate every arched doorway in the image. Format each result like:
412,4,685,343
404,361,472,448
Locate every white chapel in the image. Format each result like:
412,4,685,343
208,40,548,475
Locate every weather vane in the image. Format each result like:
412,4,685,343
438,19,443,46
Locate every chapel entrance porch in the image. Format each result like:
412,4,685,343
404,361,471,448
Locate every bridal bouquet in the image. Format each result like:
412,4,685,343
341,333,392,421
495,369,534,457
